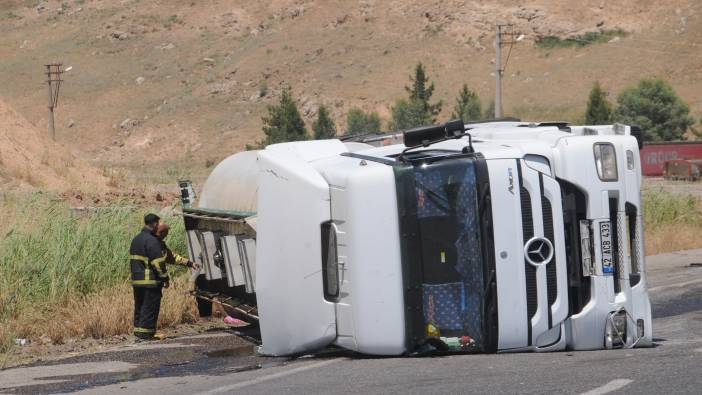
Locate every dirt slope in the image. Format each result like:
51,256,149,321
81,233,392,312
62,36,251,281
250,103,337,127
0,0,700,167
0,98,107,190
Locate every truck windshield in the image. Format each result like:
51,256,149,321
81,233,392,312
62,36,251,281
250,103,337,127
395,156,490,353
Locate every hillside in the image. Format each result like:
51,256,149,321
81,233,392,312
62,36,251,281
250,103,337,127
0,98,106,190
1,0,701,169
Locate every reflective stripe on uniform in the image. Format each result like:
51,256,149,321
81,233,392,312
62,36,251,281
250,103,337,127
134,327,156,333
130,254,156,281
174,254,189,265
152,256,166,266
132,279,159,286
152,256,168,278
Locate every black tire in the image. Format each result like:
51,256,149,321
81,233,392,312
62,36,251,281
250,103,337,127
196,297,213,317
195,274,213,317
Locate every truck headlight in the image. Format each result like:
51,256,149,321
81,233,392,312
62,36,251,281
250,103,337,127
604,310,627,349
594,143,618,181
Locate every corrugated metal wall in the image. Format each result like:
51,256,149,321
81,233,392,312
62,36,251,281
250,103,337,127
640,142,702,176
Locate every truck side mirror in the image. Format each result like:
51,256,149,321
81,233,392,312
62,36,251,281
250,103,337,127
179,180,196,208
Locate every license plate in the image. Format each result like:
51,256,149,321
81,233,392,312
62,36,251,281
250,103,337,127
600,222,614,274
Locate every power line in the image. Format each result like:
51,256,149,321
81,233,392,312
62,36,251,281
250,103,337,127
45,63,63,141
495,23,519,118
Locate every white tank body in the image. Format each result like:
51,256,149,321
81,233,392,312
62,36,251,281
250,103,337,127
198,150,259,214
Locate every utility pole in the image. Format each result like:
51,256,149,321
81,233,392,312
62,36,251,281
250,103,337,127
45,63,63,140
494,23,517,118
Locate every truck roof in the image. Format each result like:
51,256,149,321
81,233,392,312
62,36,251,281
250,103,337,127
344,124,572,163
338,122,634,164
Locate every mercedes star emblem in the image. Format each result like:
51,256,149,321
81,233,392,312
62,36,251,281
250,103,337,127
524,237,554,266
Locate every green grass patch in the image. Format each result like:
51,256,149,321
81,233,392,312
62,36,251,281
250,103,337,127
535,29,627,49
643,190,702,227
2,11,21,20
0,192,187,343
163,14,184,29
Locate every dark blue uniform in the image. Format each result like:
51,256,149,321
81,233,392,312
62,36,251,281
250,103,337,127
129,227,169,338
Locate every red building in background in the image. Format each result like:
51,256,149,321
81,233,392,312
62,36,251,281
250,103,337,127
640,142,702,176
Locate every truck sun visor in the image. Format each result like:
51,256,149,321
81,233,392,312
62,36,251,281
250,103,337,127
403,124,446,148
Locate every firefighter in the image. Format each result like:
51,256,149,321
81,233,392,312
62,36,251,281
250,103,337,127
154,222,199,271
129,213,174,340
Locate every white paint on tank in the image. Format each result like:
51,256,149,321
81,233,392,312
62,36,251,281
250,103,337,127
199,150,259,213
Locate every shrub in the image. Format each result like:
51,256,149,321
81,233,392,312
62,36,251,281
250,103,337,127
346,107,381,135
614,78,694,141
389,98,432,130
313,105,337,139
535,29,627,49
584,81,613,125
451,84,483,122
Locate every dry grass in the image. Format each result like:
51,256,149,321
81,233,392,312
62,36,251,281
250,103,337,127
643,189,702,255
3,275,198,346
645,223,702,256
67,274,198,341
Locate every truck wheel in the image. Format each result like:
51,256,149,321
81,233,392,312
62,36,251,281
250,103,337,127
195,274,213,317
197,298,213,317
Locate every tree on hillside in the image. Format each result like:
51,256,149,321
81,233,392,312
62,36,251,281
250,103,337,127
345,107,381,135
451,84,483,122
389,63,443,130
389,98,432,130
259,87,308,146
405,62,443,122
313,105,337,139
614,78,693,141
584,81,613,125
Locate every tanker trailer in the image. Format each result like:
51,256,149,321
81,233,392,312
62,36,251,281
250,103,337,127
179,119,652,356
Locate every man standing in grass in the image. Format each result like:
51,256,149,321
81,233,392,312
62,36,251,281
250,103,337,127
129,213,171,340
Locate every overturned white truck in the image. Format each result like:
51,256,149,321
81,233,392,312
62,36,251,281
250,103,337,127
179,119,652,356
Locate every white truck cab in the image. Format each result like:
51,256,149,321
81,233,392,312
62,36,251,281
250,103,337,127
180,120,652,356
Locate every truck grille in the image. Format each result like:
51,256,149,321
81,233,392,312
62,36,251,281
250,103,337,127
520,187,538,334
541,190,557,329
519,162,562,345
520,183,537,345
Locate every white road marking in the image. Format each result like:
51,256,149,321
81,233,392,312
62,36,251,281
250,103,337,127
580,379,633,395
194,358,343,394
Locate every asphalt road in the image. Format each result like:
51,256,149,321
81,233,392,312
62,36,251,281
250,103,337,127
2,249,701,394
